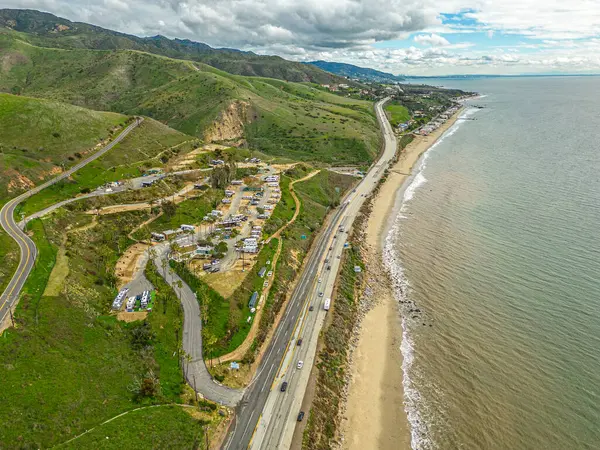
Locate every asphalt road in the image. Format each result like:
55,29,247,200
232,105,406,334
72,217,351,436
151,243,244,407
0,119,142,327
223,98,397,450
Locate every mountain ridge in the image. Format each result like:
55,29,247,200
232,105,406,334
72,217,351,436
0,8,344,84
306,60,405,83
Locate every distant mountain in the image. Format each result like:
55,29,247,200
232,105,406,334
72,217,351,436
0,8,344,84
306,61,405,83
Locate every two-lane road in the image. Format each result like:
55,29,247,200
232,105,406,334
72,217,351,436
0,119,142,327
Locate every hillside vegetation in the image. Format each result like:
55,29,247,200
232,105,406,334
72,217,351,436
0,93,126,199
1,31,380,165
0,8,344,84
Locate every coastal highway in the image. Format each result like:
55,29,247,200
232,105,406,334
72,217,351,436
223,97,397,450
0,118,142,328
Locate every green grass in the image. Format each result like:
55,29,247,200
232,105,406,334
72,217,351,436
0,93,126,200
0,229,19,297
60,405,206,450
0,209,197,447
385,101,411,127
19,119,195,217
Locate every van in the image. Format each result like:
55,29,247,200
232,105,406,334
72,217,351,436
280,382,288,392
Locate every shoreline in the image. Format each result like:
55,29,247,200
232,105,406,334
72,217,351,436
339,109,464,450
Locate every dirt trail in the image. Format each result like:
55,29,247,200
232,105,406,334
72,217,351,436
115,242,151,289
266,170,320,243
207,237,283,366
84,184,198,216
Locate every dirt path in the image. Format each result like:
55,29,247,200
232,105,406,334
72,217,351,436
266,170,320,243
85,184,198,216
206,237,283,366
115,242,151,289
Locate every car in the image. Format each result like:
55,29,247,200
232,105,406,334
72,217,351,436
297,360,304,369
318,278,322,283
337,255,341,259
325,258,329,263
267,271,273,277
297,338,303,346
297,411,305,422
280,382,288,392
327,265,331,270
318,292,324,297
309,306,314,311
329,247,332,251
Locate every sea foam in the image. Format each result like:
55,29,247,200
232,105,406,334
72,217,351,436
383,107,478,449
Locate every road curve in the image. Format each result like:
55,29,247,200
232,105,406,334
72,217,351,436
0,118,143,326
151,245,244,407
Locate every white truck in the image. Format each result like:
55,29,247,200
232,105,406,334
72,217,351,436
323,298,331,311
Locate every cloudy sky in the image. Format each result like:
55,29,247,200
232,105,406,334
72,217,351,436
7,0,600,75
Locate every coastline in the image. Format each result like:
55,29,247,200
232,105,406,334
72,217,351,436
339,110,464,450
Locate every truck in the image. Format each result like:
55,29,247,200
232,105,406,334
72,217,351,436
323,298,331,311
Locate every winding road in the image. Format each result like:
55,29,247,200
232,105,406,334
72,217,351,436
0,118,142,327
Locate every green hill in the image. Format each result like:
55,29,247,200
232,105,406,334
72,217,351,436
0,93,126,200
0,31,380,165
0,8,344,84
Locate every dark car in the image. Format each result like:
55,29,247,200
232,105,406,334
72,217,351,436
297,411,305,422
280,382,288,392
297,338,303,346
309,306,314,311
327,265,331,270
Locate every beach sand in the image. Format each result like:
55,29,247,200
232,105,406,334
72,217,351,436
340,111,463,450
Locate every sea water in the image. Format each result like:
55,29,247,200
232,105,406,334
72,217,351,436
385,77,600,449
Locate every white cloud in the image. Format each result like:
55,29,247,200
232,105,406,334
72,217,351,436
414,33,450,46
3,0,600,74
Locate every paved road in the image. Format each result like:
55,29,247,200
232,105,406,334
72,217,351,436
0,119,142,327
222,97,397,450
151,243,244,407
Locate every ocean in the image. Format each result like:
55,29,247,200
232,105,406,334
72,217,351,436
385,77,600,449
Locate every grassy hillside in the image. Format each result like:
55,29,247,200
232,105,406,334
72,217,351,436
0,93,126,200
0,8,345,84
1,32,380,165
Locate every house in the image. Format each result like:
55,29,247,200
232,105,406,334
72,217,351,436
151,232,166,242
264,175,279,182
126,297,136,312
224,190,235,197
231,180,243,185
258,267,267,278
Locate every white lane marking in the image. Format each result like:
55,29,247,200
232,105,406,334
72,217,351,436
242,410,257,440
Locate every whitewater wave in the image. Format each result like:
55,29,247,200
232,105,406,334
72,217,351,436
383,106,479,449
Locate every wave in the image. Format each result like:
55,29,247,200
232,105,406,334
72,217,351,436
383,106,479,449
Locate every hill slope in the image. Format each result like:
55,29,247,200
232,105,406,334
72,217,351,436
0,8,344,84
0,32,380,165
0,93,127,199
307,60,405,83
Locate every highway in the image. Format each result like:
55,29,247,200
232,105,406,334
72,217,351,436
0,118,142,328
223,97,397,450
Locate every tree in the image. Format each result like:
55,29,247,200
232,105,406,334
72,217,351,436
161,200,176,218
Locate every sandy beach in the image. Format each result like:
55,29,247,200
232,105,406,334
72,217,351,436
340,111,463,450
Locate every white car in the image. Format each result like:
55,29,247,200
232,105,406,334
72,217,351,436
267,271,273,277
297,361,304,369
318,278,322,283
318,292,324,297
